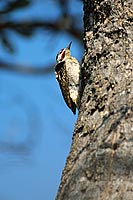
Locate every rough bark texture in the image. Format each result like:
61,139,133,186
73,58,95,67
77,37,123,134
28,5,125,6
56,0,133,199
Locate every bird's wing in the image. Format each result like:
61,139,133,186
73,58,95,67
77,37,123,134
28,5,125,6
55,62,76,114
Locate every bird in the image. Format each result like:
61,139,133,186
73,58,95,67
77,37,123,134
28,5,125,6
55,41,80,114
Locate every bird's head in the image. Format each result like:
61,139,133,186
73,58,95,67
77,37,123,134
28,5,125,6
56,41,72,63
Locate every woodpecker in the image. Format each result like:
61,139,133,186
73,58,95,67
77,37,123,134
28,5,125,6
55,42,80,114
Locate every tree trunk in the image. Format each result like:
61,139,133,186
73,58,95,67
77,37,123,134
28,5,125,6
56,0,133,199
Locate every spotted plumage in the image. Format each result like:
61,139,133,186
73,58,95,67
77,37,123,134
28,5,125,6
55,42,80,114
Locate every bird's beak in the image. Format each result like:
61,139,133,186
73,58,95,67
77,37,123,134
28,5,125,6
67,41,72,49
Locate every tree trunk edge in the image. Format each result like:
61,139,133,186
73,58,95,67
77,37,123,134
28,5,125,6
56,0,133,199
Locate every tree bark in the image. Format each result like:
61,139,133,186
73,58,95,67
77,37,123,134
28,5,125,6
56,0,133,199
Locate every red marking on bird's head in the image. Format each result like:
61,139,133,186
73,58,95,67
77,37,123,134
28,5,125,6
61,49,65,59
56,48,66,62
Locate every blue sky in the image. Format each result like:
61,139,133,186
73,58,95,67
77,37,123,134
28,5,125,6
0,1,83,199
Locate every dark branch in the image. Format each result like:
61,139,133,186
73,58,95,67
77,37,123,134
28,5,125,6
0,60,54,75
0,18,82,41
